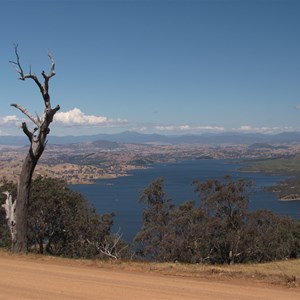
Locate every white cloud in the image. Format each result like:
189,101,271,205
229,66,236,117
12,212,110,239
194,126,225,132
155,125,177,131
54,108,127,127
233,125,292,134
295,105,300,110
0,115,19,125
179,125,190,130
138,127,149,132
1,110,296,136
153,124,294,135
154,124,225,133
236,125,253,132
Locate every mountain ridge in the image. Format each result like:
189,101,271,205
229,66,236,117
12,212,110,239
0,131,300,146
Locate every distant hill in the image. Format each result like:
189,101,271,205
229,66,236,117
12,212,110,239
248,143,289,150
1,131,300,146
0,136,28,146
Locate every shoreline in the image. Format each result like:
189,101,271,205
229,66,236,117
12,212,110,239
279,196,300,202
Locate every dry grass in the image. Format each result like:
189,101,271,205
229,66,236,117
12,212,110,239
0,249,299,288
102,259,300,287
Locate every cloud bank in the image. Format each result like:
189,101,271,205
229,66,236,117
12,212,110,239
0,115,19,125
233,125,293,134
54,108,127,127
154,125,225,133
0,108,297,136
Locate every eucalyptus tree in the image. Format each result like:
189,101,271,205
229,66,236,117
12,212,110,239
193,176,253,264
134,178,174,261
1,177,121,259
28,176,115,258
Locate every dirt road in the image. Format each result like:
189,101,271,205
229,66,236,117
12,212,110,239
0,255,299,300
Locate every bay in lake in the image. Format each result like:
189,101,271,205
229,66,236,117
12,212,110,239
71,159,300,242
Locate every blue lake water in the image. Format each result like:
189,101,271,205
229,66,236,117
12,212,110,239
71,159,300,242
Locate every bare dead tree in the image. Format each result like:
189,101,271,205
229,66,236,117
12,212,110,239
1,191,17,242
86,231,129,260
9,45,60,253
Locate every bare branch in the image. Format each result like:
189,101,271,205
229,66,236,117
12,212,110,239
42,49,55,108
10,45,56,108
52,104,60,113
10,45,44,92
86,231,128,260
11,103,40,127
9,44,25,80
42,49,55,79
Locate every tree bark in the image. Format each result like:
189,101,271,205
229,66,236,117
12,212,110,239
12,154,37,252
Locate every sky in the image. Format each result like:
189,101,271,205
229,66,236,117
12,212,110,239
0,0,300,136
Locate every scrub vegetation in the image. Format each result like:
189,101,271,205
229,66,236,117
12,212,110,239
1,175,300,266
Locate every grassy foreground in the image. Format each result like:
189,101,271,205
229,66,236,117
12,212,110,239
0,249,299,288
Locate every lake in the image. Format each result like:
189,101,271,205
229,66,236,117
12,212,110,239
71,159,300,242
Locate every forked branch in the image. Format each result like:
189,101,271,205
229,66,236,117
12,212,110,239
10,45,60,153
9,44,56,108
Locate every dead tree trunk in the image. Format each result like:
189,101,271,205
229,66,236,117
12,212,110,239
9,45,60,253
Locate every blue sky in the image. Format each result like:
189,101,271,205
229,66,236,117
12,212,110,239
0,0,300,136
